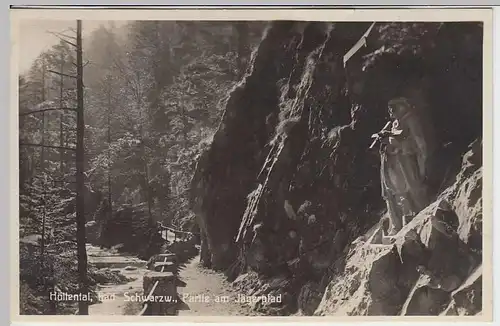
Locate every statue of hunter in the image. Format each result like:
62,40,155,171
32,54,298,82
371,97,431,236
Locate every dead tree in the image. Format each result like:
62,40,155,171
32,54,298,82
59,51,65,176
75,19,89,315
20,20,90,315
106,75,113,228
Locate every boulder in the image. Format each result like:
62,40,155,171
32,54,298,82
124,266,137,271
441,264,482,316
315,140,483,316
297,282,322,315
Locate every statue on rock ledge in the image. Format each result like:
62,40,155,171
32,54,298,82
371,97,431,236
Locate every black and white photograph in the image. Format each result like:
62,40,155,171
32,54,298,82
11,7,492,320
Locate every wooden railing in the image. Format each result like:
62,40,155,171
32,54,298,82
157,222,200,242
158,222,199,235
136,223,200,315
138,255,168,315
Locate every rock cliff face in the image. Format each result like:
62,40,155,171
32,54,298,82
315,139,483,316
191,21,484,316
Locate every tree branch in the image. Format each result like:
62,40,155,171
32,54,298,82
49,31,77,41
48,70,77,79
19,143,76,151
19,107,77,117
73,60,91,68
59,37,78,49
47,31,78,48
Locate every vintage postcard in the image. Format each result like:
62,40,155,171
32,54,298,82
10,6,493,323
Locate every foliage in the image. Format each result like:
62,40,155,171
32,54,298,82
82,21,264,229
376,23,443,55
362,23,443,70
19,20,265,314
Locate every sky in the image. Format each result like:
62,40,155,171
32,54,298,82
17,20,125,74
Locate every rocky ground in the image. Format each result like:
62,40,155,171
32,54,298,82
178,256,260,316
87,245,148,315
315,140,483,316
87,246,258,316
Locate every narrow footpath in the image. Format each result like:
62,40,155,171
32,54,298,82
87,245,256,316
87,244,149,315
178,256,257,316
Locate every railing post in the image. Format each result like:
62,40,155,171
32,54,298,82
139,252,183,316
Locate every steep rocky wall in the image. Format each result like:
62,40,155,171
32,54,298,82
315,139,483,316
191,21,484,315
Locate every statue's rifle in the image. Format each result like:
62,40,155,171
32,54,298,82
369,121,391,149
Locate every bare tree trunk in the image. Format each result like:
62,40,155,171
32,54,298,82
50,52,66,315
40,184,46,257
40,62,46,170
75,20,89,315
59,52,65,176
40,83,50,310
40,60,46,258
107,87,113,224
141,132,154,225
144,158,153,225
138,110,156,259
137,100,154,226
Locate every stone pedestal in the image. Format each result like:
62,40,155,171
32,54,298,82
143,271,178,315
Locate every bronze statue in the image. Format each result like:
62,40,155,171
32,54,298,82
372,97,430,236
